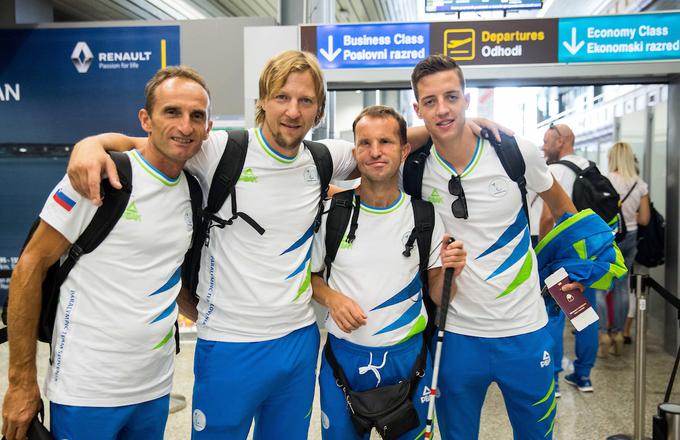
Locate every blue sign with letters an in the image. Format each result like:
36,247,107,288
316,23,429,69
558,13,680,63
0,26,180,144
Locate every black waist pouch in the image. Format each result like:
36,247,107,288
324,338,427,439
347,380,420,439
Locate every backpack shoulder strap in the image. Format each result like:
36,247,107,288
204,129,264,236
181,169,203,296
409,198,435,277
184,170,203,230
403,138,433,200
303,140,334,193
323,189,357,280
68,151,133,263
554,159,583,175
303,140,334,232
206,129,248,213
480,129,530,230
176,169,202,355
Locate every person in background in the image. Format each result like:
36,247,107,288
596,142,650,355
540,123,598,395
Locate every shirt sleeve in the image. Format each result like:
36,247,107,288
427,209,445,270
319,138,356,181
516,136,553,194
311,200,331,274
639,178,649,197
39,175,98,244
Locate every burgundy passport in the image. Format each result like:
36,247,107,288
545,268,599,331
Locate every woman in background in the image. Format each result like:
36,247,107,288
597,142,650,356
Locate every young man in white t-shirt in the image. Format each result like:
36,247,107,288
311,106,466,438
2,67,212,440
405,55,576,440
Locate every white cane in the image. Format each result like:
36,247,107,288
424,238,456,439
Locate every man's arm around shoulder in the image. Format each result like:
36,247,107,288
2,221,70,440
68,134,145,206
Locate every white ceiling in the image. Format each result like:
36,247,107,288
51,0,674,24
51,0,417,23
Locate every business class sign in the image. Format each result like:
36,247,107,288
309,23,430,69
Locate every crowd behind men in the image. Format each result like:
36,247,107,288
3,47,631,440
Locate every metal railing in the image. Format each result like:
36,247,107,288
610,274,680,440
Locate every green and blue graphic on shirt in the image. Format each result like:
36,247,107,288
148,266,181,350
476,209,534,299
282,224,315,301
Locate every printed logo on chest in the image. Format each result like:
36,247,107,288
489,178,509,198
303,166,319,185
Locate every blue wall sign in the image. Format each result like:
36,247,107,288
0,26,180,144
316,23,429,69
558,13,680,63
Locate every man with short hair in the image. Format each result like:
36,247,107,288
2,66,211,440
311,105,466,438
540,123,599,394
405,55,576,440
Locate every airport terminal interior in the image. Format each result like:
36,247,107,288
2,0,680,438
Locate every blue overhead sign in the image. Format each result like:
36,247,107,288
0,26,180,145
558,13,680,63
316,23,429,69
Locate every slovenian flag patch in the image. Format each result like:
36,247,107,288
53,189,76,212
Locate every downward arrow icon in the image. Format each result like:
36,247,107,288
320,35,342,62
562,27,585,55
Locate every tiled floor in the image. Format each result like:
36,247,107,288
2,326,678,439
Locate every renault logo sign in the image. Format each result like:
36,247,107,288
71,42,93,73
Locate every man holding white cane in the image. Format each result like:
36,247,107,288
311,105,466,439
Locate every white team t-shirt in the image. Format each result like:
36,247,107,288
418,136,553,337
185,129,355,342
311,192,445,347
41,149,194,406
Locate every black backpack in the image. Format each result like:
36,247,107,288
403,129,530,229
0,152,203,353
554,159,623,236
636,203,665,267
183,130,334,296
